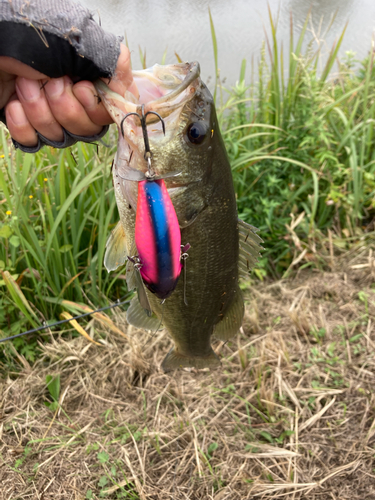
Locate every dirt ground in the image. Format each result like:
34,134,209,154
0,246,375,500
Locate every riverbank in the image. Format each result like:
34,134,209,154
1,250,374,499
78,0,375,91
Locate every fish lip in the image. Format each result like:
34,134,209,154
95,61,200,101
134,61,200,109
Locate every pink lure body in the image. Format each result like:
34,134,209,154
135,179,182,299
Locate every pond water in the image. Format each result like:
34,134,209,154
79,0,375,88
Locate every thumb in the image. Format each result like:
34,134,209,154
105,44,139,99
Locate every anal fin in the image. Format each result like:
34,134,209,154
127,296,160,331
104,221,127,272
213,286,244,341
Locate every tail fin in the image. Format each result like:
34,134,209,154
161,347,221,372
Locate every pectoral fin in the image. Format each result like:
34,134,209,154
213,286,244,341
171,187,207,228
127,296,160,330
238,219,263,278
104,222,127,272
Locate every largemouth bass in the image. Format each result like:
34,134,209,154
95,62,262,371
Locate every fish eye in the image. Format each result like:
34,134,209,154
186,122,208,145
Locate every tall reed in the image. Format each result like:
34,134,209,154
216,10,375,277
0,132,129,356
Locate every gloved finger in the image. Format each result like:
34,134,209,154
72,80,113,126
15,77,64,142
5,96,38,146
44,76,103,137
0,72,15,111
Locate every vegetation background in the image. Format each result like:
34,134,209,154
0,11,374,499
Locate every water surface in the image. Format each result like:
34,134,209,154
79,0,375,87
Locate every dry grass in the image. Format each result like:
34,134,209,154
0,247,375,500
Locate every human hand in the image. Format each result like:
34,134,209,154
0,44,138,147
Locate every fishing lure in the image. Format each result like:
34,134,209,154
135,178,182,299
120,106,189,304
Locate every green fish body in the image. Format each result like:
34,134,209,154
95,62,262,371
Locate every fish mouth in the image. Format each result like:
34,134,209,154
95,61,200,125
95,62,201,183
133,61,200,114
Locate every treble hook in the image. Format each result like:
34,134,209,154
120,104,166,164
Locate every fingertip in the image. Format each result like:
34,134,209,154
72,82,113,126
5,100,38,146
43,78,103,136
44,76,68,100
72,82,98,111
109,43,139,99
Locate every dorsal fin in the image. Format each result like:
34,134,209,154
238,219,263,278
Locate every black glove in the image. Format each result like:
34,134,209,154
0,0,121,151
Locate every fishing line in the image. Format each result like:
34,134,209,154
181,243,191,306
0,297,131,344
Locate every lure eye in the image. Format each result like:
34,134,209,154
186,122,208,145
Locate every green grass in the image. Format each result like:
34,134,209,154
0,134,130,361
217,10,375,278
